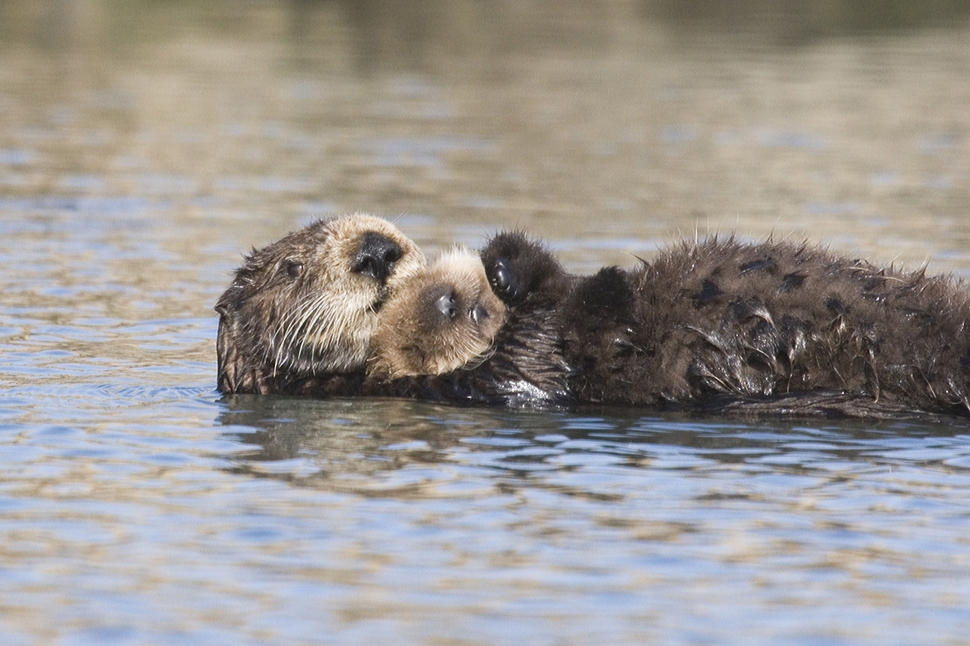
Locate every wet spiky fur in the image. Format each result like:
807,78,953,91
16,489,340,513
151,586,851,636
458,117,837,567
527,235,970,416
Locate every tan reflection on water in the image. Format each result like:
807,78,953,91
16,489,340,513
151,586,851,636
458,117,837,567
1,0,968,279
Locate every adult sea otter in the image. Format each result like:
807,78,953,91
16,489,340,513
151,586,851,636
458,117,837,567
216,220,970,418
214,214,426,394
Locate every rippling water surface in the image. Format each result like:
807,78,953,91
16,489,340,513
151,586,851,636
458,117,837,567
3,1,970,643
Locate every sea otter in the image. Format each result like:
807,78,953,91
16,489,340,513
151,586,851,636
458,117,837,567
214,214,426,394
367,248,506,378
216,221,970,418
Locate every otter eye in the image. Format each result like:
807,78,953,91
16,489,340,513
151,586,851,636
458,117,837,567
470,304,488,324
286,261,304,278
435,291,458,319
489,257,520,302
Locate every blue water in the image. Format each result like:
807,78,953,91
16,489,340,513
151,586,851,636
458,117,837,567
3,2,970,644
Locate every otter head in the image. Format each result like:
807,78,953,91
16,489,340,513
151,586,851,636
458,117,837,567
367,248,507,379
215,214,426,394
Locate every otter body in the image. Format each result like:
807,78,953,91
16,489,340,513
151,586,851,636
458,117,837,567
367,248,506,379
564,237,970,416
215,214,426,394
217,223,970,419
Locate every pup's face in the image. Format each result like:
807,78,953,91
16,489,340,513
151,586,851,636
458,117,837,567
368,248,507,379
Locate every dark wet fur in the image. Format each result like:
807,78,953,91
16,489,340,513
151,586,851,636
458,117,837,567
621,237,970,416
273,233,970,419
542,236,970,417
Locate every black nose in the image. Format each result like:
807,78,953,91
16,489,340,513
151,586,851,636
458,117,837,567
436,292,458,319
352,232,403,283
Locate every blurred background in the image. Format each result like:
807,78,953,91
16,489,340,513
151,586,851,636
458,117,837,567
2,0,969,275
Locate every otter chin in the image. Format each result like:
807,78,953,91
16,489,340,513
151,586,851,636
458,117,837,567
215,214,426,394
367,248,507,379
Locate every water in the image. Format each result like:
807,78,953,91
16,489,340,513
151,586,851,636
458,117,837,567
3,1,970,643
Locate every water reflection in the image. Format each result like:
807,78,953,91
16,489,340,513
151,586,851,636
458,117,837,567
220,395,970,498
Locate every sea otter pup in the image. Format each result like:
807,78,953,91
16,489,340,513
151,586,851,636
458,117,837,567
484,234,970,417
214,214,426,394
274,231,575,406
367,248,506,378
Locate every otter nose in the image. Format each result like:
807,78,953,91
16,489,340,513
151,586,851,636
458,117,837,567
352,232,404,283
436,292,458,319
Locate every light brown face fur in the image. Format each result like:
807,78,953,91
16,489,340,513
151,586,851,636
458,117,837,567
215,214,427,393
367,248,507,379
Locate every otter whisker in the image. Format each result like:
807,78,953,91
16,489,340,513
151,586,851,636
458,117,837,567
294,293,343,369
294,298,328,367
271,290,321,376
280,298,325,372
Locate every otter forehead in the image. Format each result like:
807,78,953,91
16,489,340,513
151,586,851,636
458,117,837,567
223,214,425,295
423,247,493,294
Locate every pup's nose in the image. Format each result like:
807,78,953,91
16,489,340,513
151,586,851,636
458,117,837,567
435,292,458,319
352,232,403,283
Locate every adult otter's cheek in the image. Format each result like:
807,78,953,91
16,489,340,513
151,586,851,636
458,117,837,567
295,218,427,372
